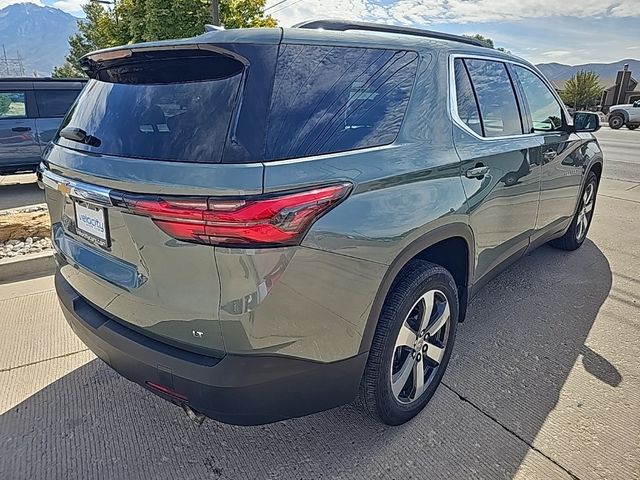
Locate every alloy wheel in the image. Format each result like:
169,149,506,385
390,289,451,404
576,182,595,241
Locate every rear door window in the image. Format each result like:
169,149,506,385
463,59,523,137
35,89,82,117
0,92,27,118
265,45,418,161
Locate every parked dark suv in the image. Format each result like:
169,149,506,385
40,21,603,426
0,78,85,175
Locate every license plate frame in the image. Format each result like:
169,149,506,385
73,200,111,248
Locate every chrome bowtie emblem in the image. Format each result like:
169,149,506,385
57,181,71,196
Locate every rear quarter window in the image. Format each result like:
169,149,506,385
0,91,27,118
264,45,419,161
35,89,82,117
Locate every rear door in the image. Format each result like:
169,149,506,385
510,65,585,232
629,100,640,122
0,88,40,170
451,56,543,288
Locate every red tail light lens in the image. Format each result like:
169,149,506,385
122,183,351,246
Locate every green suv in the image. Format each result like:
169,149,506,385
40,20,603,426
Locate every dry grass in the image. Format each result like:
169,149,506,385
0,210,51,243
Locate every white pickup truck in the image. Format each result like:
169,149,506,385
608,100,640,130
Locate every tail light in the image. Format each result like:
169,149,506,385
119,183,351,247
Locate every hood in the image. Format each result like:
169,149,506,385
610,104,632,110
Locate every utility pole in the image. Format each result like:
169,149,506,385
211,0,220,26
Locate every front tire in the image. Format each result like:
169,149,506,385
628,124,639,130
550,172,598,251
609,115,624,129
359,260,458,425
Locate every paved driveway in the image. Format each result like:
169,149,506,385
0,173,43,210
0,128,639,479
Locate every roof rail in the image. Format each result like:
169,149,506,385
0,77,87,82
292,20,486,47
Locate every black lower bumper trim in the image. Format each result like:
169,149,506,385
55,272,367,425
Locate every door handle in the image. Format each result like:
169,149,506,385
543,150,557,161
12,126,32,132
465,164,490,179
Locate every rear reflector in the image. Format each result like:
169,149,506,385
121,183,351,247
145,381,188,401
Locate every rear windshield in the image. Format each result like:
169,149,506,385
56,45,418,164
56,53,244,163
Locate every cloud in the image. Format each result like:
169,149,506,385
542,50,573,58
0,0,43,8
0,0,82,14
266,0,640,26
52,0,84,14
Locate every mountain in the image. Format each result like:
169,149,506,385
537,59,640,90
0,3,78,77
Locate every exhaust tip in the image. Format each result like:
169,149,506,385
182,404,206,426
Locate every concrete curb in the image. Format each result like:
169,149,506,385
0,251,55,283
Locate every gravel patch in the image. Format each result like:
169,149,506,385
0,204,48,217
0,205,52,259
0,237,52,259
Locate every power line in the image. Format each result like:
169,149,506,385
264,0,291,12
269,0,305,14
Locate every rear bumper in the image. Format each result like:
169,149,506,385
56,272,367,425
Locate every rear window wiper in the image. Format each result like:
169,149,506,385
60,127,102,147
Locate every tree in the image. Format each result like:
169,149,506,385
464,34,510,53
220,0,277,28
52,1,123,77
53,0,276,77
560,70,603,110
0,94,11,117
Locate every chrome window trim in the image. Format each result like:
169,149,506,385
448,53,573,141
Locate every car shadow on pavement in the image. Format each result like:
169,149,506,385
0,241,615,479
0,179,44,210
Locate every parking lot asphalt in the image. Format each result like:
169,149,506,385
0,173,43,211
1,128,639,479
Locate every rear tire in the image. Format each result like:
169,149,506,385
503,172,518,186
609,115,624,129
628,124,639,130
550,172,598,251
358,260,458,425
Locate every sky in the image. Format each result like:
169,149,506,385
3,0,639,65
261,0,640,65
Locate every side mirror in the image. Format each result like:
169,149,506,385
572,112,600,133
